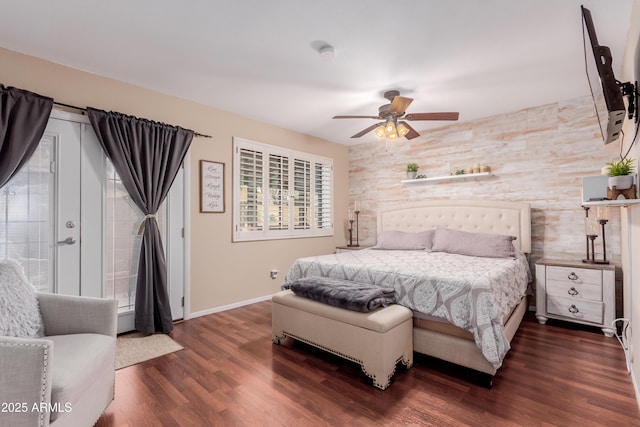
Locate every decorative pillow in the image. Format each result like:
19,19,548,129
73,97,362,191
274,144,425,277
431,228,517,258
0,259,44,337
373,230,435,251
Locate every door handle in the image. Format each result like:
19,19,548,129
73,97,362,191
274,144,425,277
57,237,76,245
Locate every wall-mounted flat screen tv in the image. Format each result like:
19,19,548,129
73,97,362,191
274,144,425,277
581,5,626,144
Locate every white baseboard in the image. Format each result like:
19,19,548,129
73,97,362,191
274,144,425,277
186,294,273,320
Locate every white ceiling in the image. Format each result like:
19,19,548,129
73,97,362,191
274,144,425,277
0,0,634,145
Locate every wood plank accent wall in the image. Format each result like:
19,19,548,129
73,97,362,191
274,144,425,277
348,96,623,265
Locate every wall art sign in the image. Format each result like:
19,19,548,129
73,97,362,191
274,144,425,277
200,160,225,213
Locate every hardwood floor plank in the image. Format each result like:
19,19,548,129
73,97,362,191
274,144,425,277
96,304,640,427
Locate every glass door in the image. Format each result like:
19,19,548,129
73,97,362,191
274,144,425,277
0,111,186,332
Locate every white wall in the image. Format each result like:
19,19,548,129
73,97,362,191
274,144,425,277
620,0,640,408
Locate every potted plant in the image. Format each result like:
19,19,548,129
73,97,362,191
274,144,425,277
606,158,635,190
406,163,419,179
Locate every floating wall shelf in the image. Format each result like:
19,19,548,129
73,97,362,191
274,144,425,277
582,199,640,208
401,172,493,184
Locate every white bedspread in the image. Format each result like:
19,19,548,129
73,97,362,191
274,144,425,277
282,249,530,368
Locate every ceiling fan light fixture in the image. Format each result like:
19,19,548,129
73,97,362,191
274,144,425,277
385,121,396,135
397,123,409,137
374,125,386,138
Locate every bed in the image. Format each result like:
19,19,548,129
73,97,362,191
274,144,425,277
282,200,531,384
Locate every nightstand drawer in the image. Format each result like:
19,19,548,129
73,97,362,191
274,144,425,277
546,280,602,301
546,266,602,287
546,295,603,324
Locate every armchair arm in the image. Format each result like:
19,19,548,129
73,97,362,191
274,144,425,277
37,293,117,337
0,336,53,427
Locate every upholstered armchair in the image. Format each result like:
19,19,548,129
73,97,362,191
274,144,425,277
0,292,118,427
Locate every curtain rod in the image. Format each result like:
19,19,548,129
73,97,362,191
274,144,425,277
52,101,213,139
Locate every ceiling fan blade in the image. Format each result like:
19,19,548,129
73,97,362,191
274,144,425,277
404,112,459,121
389,96,413,115
333,115,381,119
351,122,383,138
399,121,420,140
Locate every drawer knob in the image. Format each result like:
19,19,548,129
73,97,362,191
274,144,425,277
568,304,579,314
568,272,579,281
567,287,579,296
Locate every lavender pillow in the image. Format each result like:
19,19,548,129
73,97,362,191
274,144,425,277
374,230,435,251
431,228,517,258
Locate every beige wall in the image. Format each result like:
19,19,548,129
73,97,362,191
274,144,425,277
621,0,640,407
0,47,349,314
348,97,621,267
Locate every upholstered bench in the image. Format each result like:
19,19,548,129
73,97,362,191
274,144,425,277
272,289,413,390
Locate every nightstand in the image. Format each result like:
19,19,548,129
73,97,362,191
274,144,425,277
535,258,616,337
336,245,373,253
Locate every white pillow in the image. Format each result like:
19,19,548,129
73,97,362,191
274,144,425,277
0,259,44,337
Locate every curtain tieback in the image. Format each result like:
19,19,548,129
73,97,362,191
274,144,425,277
137,214,157,236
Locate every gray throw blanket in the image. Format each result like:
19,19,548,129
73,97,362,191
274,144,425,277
289,276,396,312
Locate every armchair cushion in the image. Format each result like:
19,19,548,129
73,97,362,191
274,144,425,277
48,333,116,423
0,259,44,337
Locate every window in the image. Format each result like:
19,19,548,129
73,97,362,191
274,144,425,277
0,139,54,292
233,137,333,241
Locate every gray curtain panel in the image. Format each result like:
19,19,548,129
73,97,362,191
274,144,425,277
0,84,53,188
87,107,194,334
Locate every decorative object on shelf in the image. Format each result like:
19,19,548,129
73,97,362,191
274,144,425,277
406,163,419,179
606,158,636,200
454,169,465,175
347,201,360,247
415,174,427,179
582,205,610,264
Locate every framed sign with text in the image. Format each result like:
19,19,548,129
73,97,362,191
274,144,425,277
200,160,225,213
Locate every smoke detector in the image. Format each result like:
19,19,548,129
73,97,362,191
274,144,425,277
318,44,335,61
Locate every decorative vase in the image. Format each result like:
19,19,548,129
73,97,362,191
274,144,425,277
407,172,417,179
608,175,633,190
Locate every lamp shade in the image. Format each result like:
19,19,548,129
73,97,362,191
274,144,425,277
385,121,396,135
397,123,409,137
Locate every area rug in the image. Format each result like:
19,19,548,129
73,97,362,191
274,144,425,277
115,332,184,370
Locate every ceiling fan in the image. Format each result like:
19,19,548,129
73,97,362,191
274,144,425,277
332,90,459,140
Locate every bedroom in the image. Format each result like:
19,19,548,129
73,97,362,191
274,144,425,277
1,0,640,425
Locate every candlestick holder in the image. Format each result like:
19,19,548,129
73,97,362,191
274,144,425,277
582,206,610,264
347,219,355,247
355,210,360,247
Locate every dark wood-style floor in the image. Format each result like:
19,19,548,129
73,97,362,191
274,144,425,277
96,301,640,427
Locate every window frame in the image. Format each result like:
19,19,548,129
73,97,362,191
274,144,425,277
233,137,334,242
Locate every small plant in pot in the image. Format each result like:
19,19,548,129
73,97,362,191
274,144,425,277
406,163,419,179
606,158,635,190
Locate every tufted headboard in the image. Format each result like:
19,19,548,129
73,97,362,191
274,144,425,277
377,200,531,253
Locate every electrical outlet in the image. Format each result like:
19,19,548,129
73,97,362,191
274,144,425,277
270,269,279,279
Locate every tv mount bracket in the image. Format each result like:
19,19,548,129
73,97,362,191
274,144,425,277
618,80,638,122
